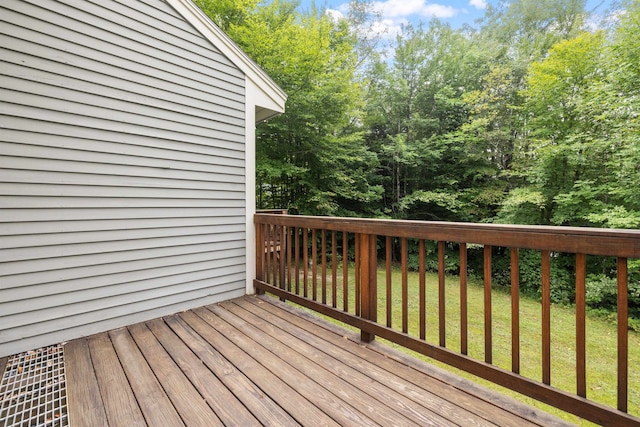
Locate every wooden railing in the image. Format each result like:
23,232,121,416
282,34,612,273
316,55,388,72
254,214,640,426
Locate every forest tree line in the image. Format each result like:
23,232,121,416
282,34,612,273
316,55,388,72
196,0,639,229
195,0,640,316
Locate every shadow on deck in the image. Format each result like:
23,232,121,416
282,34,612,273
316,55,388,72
63,295,572,426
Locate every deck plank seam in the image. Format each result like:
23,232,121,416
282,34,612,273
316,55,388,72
144,317,263,426
240,300,504,424
212,302,432,422
163,314,301,426
193,305,378,426
252,295,575,427
175,309,321,425
224,299,471,427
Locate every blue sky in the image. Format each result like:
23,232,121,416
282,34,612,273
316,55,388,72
301,0,491,30
298,0,616,40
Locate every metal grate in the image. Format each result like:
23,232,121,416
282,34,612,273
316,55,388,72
0,345,68,427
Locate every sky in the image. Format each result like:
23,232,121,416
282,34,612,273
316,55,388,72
297,0,616,41
303,0,492,30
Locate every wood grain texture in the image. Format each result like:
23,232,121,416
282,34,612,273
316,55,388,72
109,328,185,427
255,213,640,427
145,318,259,426
244,295,561,427
64,339,109,427
61,295,590,427
255,213,640,257
85,333,146,427
127,323,221,427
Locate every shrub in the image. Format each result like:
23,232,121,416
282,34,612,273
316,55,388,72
490,249,573,305
586,273,640,322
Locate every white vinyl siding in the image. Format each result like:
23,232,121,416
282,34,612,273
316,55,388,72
0,0,249,356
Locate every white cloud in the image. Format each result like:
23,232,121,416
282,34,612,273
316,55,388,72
332,0,464,43
469,0,487,9
325,8,345,22
372,0,457,19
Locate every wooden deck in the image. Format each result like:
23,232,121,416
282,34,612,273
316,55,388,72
64,295,574,427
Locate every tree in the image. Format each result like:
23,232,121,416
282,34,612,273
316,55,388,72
500,7,640,229
480,0,586,70
218,1,382,216
363,22,494,220
193,0,260,31
579,0,640,229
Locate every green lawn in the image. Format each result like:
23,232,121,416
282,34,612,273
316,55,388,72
297,266,640,425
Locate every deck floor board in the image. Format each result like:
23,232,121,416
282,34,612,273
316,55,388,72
65,338,109,427
108,328,185,427
63,295,575,426
237,296,544,427
128,323,222,427
208,303,423,426
220,300,459,426
145,318,260,426
86,333,145,427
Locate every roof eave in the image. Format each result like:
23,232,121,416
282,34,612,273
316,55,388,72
167,0,287,122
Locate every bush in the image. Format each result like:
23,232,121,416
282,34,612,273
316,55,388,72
586,273,640,321
406,240,461,274
585,274,618,308
490,249,573,304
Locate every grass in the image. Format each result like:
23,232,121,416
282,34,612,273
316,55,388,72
291,265,640,425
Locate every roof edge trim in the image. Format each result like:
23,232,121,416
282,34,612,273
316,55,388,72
167,0,287,119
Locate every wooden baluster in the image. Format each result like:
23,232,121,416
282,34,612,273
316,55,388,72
265,224,272,285
484,245,492,364
312,229,318,301
419,240,426,340
332,231,337,308
460,243,468,355
511,248,520,374
359,233,377,342
618,257,628,412
303,228,309,298
386,236,393,328
273,225,280,287
255,222,265,295
321,230,327,304
294,227,300,295
355,234,360,316
576,253,586,397
279,225,286,293
402,237,408,334
438,241,446,348
541,250,551,385
286,226,292,292
343,232,348,312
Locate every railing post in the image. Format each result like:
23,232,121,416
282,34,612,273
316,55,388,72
358,233,377,342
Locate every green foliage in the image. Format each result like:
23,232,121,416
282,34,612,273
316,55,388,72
405,241,461,274
586,274,640,324
494,187,546,224
491,249,573,304
195,0,639,325
193,0,260,31
205,0,383,216
196,0,637,228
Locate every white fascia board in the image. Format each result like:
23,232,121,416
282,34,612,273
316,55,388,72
168,0,287,123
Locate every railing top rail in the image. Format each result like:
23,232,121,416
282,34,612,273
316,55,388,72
254,214,640,258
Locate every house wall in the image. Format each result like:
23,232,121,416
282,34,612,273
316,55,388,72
0,0,250,356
